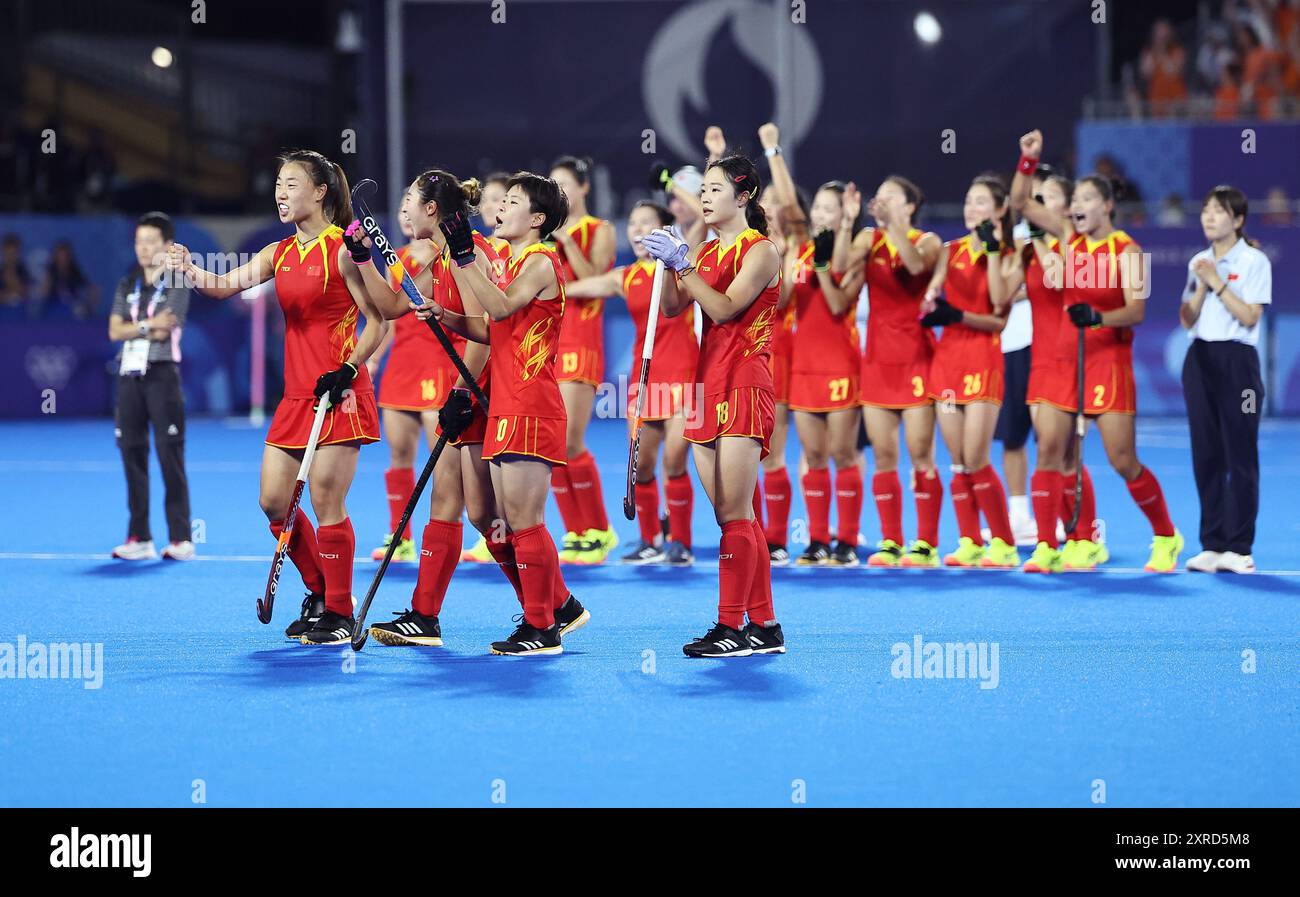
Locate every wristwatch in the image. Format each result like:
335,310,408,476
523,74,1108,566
137,322,149,337
764,146,781,158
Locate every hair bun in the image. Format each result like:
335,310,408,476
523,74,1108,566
461,178,483,207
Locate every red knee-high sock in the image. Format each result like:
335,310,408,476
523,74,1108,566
1030,471,1064,548
550,464,583,535
1062,465,1098,541
413,519,461,617
384,467,416,540
802,467,832,544
912,468,943,547
666,473,694,548
718,520,756,629
511,524,560,629
950,471,983,544
486,534,525,607
634,478,660,544
747,518,775,625
872,470,904,545
316,518,356,616
269,507,325,595
1126,466,1175,537
836,466,864,546
752,482,764,525
568,450,609,531
763,467,791,546
971,465,1013,544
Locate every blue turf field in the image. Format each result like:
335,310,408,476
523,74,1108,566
0,416,1297,807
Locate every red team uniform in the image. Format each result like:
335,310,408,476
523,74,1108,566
860,228,935,409
623,258,700,421
1036,231,1139,416
265,224,380,448
769,305,795,404
482,242,569,465
377,246,454,413
431,231,502,446
554,215,613,385
788,241,860,412
683,229,779,454
1022,240,1067,407
927,236,1006,406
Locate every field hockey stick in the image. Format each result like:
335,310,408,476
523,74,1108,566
351,431,451,651
624,260,666,520
258,394,331,624
350,179,490,410
1064,327,1086,534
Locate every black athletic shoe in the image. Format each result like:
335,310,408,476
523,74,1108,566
300,610,356,646
663,540,694,566
744,621,786,654
490,617,562,656
285,592,325,641
797,540,833,566
369,608,443,646
683,623,753,658
829,541,860,567
554,595,590,638
768,544,790,566
621,540,665,565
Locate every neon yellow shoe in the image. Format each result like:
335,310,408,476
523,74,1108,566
558,531,582,564
1022,541,1062,573
943,536,985,567
1144,530,1184,573
571,527,620,565
461,534,494,563
980,536,1020,568
867,539,904,567
370,533,416,562
1061,539,1109,571
900,540,941,568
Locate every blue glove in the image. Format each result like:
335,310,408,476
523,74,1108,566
642,227,689,272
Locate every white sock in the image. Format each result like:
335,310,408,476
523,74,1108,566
1009,494,1030,520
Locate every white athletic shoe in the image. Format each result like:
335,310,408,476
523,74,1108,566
1010,512,1038,548
1185,550,1223,573
112,537,157,560
161,540,196,561
1216,552,1256,574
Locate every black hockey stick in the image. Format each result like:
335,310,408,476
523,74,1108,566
351,431,451,651
1064,327,1086,534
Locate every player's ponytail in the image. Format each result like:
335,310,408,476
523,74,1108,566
277,149,352,227
707,154,768,236
415,168,478,223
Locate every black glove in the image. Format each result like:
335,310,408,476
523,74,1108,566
439,211,476,267
342,221,372,265
812,229,834,271
974,219,1000,254
438,387,475,440
647,161,673,194
920,298,963,328
313,361,358,407
1068,303,1103,329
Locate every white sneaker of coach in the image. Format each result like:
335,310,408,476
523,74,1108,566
1185,550,1223,573
1010,512,1038,548
112,538,158,560
161,540,196,561
1215,551,1255,574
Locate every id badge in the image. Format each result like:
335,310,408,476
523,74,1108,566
120,338,150,376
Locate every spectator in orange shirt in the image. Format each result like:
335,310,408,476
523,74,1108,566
1141,19,1189,115
1215,61,1246,119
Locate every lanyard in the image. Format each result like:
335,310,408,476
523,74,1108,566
127,276,167,323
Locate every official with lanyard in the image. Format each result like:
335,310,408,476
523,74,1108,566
108,212,194,561
1180,186,1271,575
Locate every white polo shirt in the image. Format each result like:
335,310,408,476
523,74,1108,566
1001,221,1032,353
1182,238,1271,346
